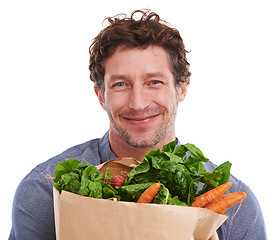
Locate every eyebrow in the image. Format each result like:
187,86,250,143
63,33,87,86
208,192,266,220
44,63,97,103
108,74,130,82
144,72,168,79
108,72,168,82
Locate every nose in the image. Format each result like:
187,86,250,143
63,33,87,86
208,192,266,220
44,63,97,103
128,84,149,111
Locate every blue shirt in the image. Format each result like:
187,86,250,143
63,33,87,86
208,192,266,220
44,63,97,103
9,132,267,239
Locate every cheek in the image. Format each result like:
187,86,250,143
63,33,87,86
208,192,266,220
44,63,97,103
105,92,128,114
152,88,177,109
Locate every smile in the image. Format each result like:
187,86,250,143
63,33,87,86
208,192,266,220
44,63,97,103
122,114,160,125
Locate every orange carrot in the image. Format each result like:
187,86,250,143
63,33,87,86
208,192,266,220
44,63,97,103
137,182,161,203
192,182,232,207
203,194,227,208
205,191,247,214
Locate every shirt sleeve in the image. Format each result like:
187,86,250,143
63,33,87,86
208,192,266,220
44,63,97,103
9,169,56,240
217,181,267,240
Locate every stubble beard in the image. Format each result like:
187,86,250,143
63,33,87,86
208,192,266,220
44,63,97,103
106,102,179,149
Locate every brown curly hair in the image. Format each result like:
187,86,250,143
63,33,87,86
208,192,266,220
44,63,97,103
89,9,191,92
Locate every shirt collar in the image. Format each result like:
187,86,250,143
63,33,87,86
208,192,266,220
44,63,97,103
98,131,117,164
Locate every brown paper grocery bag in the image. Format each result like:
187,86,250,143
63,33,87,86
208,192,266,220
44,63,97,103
53,158,227,240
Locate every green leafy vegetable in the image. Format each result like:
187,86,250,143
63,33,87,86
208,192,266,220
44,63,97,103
124,140,231,205
53,160,119,200
52,141,232,207
53,159,89,194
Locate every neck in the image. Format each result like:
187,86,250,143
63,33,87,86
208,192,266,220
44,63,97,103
108,128,176,162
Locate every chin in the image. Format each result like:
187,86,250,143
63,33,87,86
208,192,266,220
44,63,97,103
123,132,163,149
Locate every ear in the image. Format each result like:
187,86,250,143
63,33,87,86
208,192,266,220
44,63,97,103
177,81,188,102
94,87,106,110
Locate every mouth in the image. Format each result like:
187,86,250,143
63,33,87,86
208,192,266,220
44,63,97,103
122,114,160,125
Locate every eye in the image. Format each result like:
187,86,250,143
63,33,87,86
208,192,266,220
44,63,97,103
112,82,126,88
150,80,163,85
111,81,129,91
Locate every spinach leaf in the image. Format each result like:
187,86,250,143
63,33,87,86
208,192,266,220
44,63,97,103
168,196,188,206
101,181,121,200
196,161,232,196
215,161,232,185
184,155,207,174
78,165,103,196
54,159,88,185
172,144,188,159
124,157,151,185
88,181,102,198
53,159,88,193
183,143,209,162
104,167,112,180
162,139,177,153
153,185,170,204
57,172,82,194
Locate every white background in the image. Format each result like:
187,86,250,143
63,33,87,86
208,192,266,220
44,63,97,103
1,0,273,239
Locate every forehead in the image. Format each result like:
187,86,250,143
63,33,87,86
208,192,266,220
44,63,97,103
104,45,173,80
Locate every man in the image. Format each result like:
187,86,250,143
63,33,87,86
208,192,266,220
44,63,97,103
9,10,267,239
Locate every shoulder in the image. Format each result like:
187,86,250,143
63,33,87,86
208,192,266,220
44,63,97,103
16,137,103,197
34,137,101,178
17,136,103,196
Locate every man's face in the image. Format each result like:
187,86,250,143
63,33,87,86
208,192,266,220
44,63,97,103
96,45,187,148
